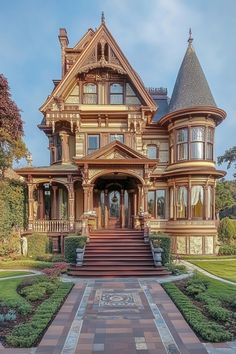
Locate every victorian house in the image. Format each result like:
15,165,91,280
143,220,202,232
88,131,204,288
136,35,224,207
17,17,226,256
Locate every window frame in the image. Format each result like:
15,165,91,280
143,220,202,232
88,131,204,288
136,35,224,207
110,134,124,143
147,189,167,219
109,83,124,105
190,126,205,160
191,185,204,219
83,83,98,104
87,134,100,155
176,128,188,161
147,145,158,159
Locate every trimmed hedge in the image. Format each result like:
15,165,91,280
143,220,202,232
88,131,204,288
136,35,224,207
218,217,236,244
163,282,233,342
64,235,87,263
218,244,236,255
149,233,171,265
6,282,73,347
27,233,50,258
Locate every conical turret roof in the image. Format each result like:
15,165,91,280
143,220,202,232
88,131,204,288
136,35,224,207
169,35,216,113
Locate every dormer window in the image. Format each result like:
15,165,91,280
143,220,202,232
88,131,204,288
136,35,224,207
83,83,97,104
110,83,124,104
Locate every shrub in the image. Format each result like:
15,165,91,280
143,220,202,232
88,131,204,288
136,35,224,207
218,244,236,255
186,273,210,289
186,284,207,296
19,278,58,301
0,309,16,322
64,235,87,263
218,217,236,244
163,282,233,342
166,263,187,275
205,304,231,322
149,233,171,265
27,233,50,258
6,282,73,347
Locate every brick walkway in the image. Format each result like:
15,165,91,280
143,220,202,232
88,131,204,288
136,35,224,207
35,279,208,354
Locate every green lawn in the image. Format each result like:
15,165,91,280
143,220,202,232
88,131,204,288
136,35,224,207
0,277,31,304
0,271,33,278
182,255,236,260
0,259,53,269
190,260,236,282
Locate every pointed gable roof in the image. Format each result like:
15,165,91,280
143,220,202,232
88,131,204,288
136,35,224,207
40,22,156,112
169,37,217,113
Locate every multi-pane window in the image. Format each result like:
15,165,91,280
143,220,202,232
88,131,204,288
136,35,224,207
110,83,124,104
125,83,140,104
110,134,124,143
177,129,188,160
191,186,204,218
190,127,205,159
177,186,188,219
147,145,158,159
147,190,166,218
207,127,214,160
83,83,97,104
87,135,100,155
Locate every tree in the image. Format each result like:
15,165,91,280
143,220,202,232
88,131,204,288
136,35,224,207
215,180,235,214
218,146,236,177
0,74,28,177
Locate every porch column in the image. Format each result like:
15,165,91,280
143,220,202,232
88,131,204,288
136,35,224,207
88,184,94,211
83,185,89,212
68,183,75,231
104,189,108,228
212,184,216,220
38,188,44,219
143,186,148,213
120,189,125,228
59,131,70,163
28,183,35,230
52,185,58,219
133,191,137,216
137,184,143,211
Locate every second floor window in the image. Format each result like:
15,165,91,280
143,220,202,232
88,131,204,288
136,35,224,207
177,128,188,160
83,83,97,104
110,134,124,143
110,83,123,104
190,127,205,159
147,145,158,159
87,135,100,155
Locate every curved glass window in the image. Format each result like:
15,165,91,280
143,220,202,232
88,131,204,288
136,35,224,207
191,186,204,218
177,186,187,218
207,127,214,160
110,83,123,104
190,127,205,159
177,129,188,160
83,83,97,104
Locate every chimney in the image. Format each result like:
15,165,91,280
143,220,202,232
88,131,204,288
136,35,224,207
58,28,69,77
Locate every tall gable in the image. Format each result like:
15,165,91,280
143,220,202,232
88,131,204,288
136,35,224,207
41,21,156,112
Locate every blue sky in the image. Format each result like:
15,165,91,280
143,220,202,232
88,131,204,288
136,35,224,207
0,0,235,178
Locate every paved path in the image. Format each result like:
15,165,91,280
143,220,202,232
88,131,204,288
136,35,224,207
35,278,207,354
181,260,236,286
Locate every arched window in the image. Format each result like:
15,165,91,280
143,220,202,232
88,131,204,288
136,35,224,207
191,186,204,218
83,83,97,104
147,145,158,159
110,83,123,104
177,186,188,219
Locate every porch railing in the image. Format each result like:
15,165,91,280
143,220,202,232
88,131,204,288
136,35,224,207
33,220,71,233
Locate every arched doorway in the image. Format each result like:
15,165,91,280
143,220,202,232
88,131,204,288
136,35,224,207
93,173,142,229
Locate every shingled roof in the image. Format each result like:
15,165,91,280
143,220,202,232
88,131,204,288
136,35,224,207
169,37,217,113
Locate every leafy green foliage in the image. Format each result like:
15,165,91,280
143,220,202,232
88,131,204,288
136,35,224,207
218,217,236,244
163,282,233,342
27,233,50,258
0,309,16,322
218,146,236,176
215,180,235,213
0,74,28,176
0,179,27,256
6,282,73,347
64,235,87,263
218,244,236,255
149,234,171,265
19,281,58,301
166,263,187,275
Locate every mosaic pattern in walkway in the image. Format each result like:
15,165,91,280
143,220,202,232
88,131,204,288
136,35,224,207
35,279,208,354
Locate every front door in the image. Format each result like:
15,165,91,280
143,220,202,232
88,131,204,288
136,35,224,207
108,190,120,228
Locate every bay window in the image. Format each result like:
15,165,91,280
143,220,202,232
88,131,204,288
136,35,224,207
177,129,188,160
147,190,166,218
191,186,204,218
190,127,205,159
148,191,155,217
177,186,187,218
207,127,214,160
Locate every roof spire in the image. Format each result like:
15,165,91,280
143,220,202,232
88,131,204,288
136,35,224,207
101,11,105,24
188,28,193,45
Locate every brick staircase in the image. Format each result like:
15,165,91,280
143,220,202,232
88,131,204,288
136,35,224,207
67,229,171,277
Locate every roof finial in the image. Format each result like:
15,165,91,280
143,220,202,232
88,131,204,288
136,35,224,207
101,11,105,24
188,28,193,45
